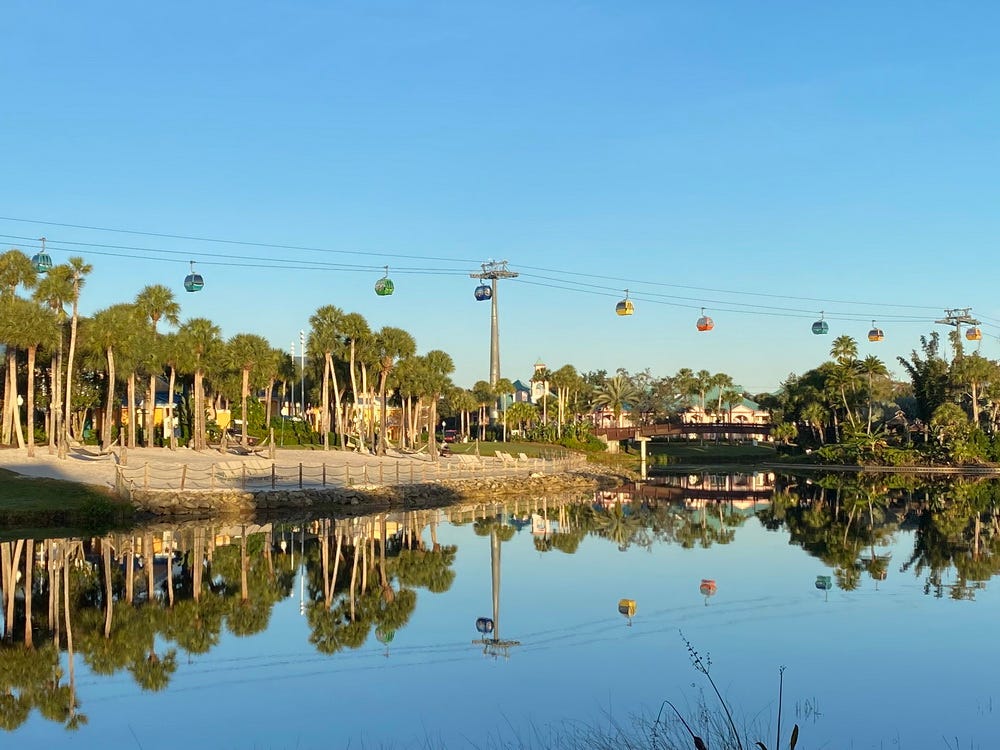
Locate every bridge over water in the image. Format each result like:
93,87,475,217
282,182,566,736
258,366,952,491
593,422,773,442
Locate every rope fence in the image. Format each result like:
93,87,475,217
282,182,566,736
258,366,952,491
116,453,588,494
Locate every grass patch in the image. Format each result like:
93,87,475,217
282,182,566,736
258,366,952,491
0,468,132,532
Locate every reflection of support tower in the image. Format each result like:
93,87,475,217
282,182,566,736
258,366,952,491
473,527,521,659
470,261,519,420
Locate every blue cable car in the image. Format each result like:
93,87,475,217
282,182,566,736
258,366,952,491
184,261,204,293
474,284,492,301
31,237,52,273
812,312,829,335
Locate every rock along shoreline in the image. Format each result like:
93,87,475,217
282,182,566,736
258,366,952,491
125,467,629,518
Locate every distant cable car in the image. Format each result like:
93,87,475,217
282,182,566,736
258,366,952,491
618,598,636,626
184,261,204,293
615,289,634,316
31,237,52,273
811,312,829,335
475,617,494,635
867,320,883,342
374,266,394,296
696,308,714,332
474,284,492,302
966,327,983,341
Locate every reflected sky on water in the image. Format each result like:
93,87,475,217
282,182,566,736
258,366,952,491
2,472,999,747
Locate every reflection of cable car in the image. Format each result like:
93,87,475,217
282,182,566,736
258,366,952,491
31,238,52,273
966,327,983,341
699,579,717,605
475,617,494,634
615,290,634,316
696,308,714,332
618,598,636,626
184,261,204,293
474,284,492,302
374,266,394,296
815,575,832,591
811,312,829,335
867,321,883,342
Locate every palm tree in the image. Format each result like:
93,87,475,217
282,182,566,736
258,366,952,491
493,377,515,441
592,374,640,427
800,401,827,444
423,350,455,460
309,305,346,450
505,401,538,435
226,333,271,445
340,312,371,450
711,372,735,417
372,326,416,455
84,304,139,451
548,364,578,438
176,318,222,450
33,265,74,454
533,366,552,425
0,249,38,446
858,354,889,434
0,298,59,455
831,335,859,366
134,285,180,447
61,257,92,453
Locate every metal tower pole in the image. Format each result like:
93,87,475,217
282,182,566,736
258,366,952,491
490,277,500,387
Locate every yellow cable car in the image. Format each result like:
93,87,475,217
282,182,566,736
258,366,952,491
966,327,983,341
867,321,884,342
615,290,634,316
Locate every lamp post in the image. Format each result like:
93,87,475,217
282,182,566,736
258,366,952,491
299,330,306,421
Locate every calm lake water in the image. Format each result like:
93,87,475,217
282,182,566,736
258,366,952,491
2,471,998,748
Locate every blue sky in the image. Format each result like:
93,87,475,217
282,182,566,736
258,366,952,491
5,1,1000,394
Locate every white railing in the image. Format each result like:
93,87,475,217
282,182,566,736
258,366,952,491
116,453,587,494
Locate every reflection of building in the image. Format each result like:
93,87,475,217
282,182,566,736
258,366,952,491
600,472,775,507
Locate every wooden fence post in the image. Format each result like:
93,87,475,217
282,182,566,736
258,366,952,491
241,463,246,490
180,464,187,491
322,464,327,486
271,463,276,489
299,463,303,489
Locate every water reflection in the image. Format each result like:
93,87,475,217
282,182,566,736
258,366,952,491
2,473,1000,736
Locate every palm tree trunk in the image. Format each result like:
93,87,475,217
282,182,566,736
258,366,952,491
322,353,332,450
26,345,37,457
127,372,137,449
147,374,156,448
62,298,81,457
240,368,250,445
23,539,33,648
103,346,116,451
167,365,177,451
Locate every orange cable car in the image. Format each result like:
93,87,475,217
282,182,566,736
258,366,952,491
696,308,714,332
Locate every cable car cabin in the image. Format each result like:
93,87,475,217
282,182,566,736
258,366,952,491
867,327,884,342
615,298,634,316
31,252,53,273
699,579,717,596
966,327,983,341
812,319,829,335
474,284,492,301
374,277,394,296
618,599,637,618
696,314,714,332
184,272,204,292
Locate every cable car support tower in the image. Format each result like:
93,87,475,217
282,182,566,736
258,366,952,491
470,259,519,397
935,308,981,349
